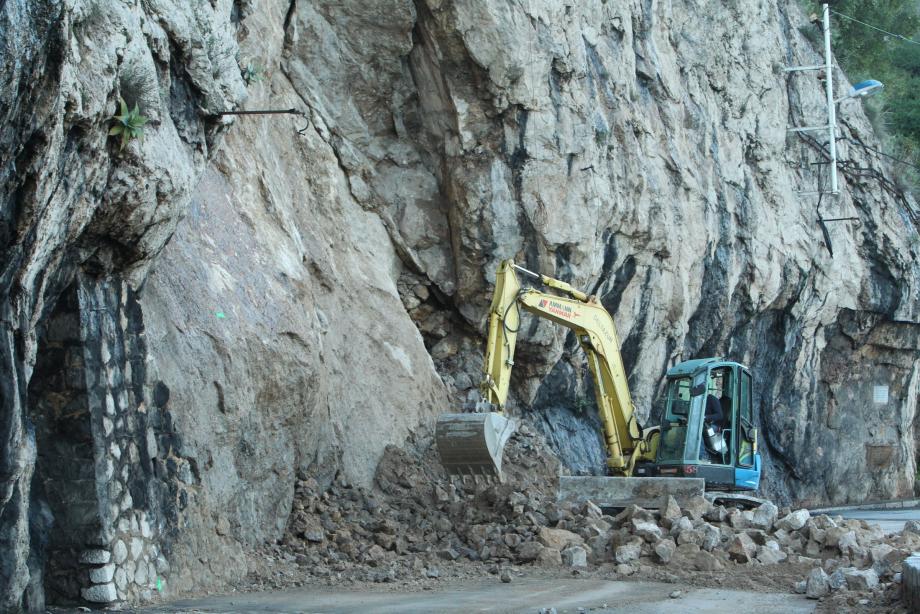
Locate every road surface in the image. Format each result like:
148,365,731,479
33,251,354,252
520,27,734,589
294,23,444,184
135,578,814,614
835,507,920,533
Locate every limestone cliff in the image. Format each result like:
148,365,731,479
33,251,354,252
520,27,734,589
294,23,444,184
1,0,918,609
1,0,246,608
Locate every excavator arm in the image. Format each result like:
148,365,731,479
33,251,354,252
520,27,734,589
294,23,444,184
479,258,522,407
437,259,657,479
481,260,655,474
518,290,640,472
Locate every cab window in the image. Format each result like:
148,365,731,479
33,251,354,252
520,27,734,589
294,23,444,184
738,370,755,467
658,377,691,462
666,377,691,419
705,367,734,430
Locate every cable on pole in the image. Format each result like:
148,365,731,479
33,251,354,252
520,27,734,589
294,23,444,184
815,166,834,256
840,137,920,173
830,10,920,46
799,130,920,229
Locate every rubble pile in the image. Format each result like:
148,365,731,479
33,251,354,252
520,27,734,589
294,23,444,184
278,424,560,580
262,425,916,609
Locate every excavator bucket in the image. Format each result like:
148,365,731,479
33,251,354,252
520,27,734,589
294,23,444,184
435,412,516,480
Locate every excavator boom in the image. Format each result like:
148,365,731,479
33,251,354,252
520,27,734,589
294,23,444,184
436,260,656,479
435,261,521,479
514,288,647,473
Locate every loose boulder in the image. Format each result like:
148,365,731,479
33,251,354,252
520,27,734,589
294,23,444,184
561,545,588,568
777,509,810,532
615,539,643,564
843,567,880,590
700,523,721,552
682,496,713,521
660,496,682,528
517,541,544,563
536,547,563,566
538,527,583,551
828,568,847,590
630,518,663,542
654,538,677,564
756,545,787,565
805,567,830,599
669,516,693,537
693,550,723,571
728,533,757,563
751,501,778,531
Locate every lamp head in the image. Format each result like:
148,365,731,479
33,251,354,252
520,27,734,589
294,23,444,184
849,79,884,99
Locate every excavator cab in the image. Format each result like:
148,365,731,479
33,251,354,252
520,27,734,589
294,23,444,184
637,358,762,491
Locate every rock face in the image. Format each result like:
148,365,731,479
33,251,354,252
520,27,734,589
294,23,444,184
1,0,246,609
2,0,919,610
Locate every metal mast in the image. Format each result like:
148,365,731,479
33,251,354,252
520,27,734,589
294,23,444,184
823,3,838,194
787,3,838,195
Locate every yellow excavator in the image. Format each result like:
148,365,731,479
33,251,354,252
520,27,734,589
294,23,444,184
436,260,762,497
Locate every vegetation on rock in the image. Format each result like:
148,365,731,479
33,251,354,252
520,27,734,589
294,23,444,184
108,97,148,150
241,62,264,85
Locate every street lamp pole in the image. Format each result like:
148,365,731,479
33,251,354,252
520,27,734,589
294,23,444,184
783,5,885,251
786,3,839,195
823,3,839,194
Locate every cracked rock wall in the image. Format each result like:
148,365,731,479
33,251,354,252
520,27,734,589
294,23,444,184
3,0,920,609
143,3,920,601
237,0,918,508
1,0,246,609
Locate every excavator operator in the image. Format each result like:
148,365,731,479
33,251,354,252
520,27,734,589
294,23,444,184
705,394,725,427
701,369,731,461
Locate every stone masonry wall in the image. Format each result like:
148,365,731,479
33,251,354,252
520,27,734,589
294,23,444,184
28,276,187,607
0,0,246,606
75,276,171,605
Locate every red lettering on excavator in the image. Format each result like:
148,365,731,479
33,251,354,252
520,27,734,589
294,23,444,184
540,300,582,319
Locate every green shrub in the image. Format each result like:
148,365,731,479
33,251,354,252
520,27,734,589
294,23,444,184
118,62,158,116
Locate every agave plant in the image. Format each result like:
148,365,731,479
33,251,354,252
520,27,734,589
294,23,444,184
109,97,147,150
242,62,264,85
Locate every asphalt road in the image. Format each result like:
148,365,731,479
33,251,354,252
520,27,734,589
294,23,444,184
835,507,920,533
136,578,815,614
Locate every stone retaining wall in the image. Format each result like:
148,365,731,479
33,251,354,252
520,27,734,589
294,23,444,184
29,275,191,606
